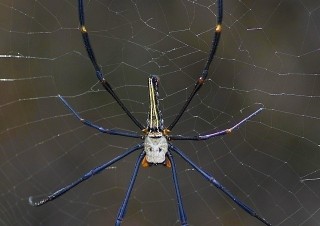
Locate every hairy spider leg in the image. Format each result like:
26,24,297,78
166,0,223,131
169,144,272,226
168,108,263,141
115,152,188,226
167,152,188,225
78,0,144,130
115,151,145,226
58,95,142,139
28,143,143,207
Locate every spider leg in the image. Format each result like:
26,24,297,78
115,151,145,226
167,0,223,131
29,143,143,207
168,108,262,141
169,144,272,226
77,0,144,130
59,95,142,139
167,152,188,226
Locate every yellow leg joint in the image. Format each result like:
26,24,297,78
141,156,149,168
80,26,87,33
215,24,222,33
163,128,171,136
165,158,171,168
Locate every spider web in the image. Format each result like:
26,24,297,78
1,0,320,225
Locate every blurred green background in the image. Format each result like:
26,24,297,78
0,0,320,225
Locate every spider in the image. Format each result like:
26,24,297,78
29,0,271,225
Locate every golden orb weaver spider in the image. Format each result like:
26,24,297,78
29,0,271,225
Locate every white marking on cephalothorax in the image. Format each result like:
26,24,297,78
144,134,168,164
